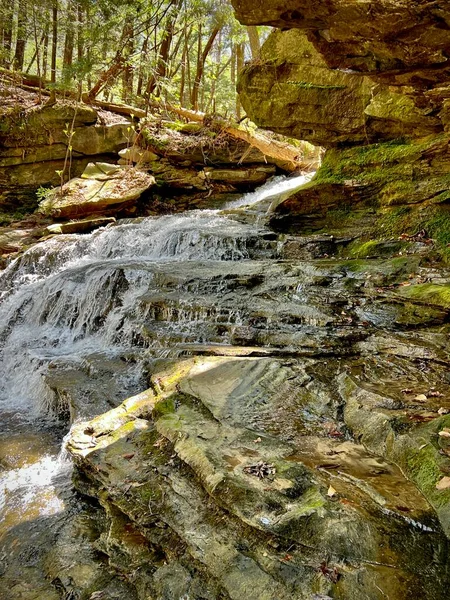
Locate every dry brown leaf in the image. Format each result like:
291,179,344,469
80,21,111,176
327,485,337,498
414,394,428,402
438,430,450,439
436,476,450,491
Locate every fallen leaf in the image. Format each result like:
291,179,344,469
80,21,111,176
327,485,337,497
438,408,449,415
123,453,135,460
438,430,450,439
401,388,413,394
429,390,444,397
418,444,428,450
436,476,450,491
254,437,262,444
414,394,428,402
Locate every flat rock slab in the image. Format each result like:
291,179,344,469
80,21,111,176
204,165,276,185
38,164,155,219
43,217,116,236
67,356,450,600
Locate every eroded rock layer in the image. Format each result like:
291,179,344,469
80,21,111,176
232,0,450,252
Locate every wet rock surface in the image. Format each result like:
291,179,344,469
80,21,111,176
38,163,155,219
1,180,449,599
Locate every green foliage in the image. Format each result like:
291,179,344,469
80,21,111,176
36,186,53,202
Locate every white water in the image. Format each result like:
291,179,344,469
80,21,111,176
0,174,310,529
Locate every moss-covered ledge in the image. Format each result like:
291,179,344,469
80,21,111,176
270,135,450,262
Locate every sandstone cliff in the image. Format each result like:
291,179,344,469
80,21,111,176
232,0,450,257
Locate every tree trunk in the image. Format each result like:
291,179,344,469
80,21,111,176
77,1,84,62
49,1,58,103
13,0,28,71
191,24,222,111
31,5,43,101
121,18,134,102
1,0,14,68
42,14,50,80
146,0,181,97
136,34,149,97
246,26,261,60
63,0,76,70
235,43,244,120
25,32,46,74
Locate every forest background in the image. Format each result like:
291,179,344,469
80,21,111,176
0,0,266,116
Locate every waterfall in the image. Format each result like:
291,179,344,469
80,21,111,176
0,174,309,530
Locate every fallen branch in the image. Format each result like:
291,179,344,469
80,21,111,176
1,71,315,172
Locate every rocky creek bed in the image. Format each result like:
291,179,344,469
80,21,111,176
0,176,450,600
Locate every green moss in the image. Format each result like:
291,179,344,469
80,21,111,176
406,443,450,509
141,129,169,152
153,396,176,418
397,283,450,308
164,120,184,131
346,239,404,258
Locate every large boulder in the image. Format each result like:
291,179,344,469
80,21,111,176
38,164,155,219
232,0,450,250
238,29,441,147
231,0,450,83
0,101,131,211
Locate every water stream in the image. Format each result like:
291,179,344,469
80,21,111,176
0,174,309,547
1,172,449,599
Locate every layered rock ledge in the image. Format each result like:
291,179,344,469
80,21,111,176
232,0,450,258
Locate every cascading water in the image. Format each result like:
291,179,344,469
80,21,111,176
2,170,450,600
0,174,310,546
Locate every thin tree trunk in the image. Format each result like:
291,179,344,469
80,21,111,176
14,0,28,71
246,26,261,60
235,43,244,120
146,0,180,97
77,2,84,62
31,6,43,101
136,34,149,97
42,14,50,80
25,32,46,74
49,1,58,103
179,40,187,106
63,0,75,71
2,0,14,68
121,18,134,102
191,24,222,111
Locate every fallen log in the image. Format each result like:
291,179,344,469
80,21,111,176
83,100,313,172
1,71,317,172
162,106,314,172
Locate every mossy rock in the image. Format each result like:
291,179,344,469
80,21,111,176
395,283,450,309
